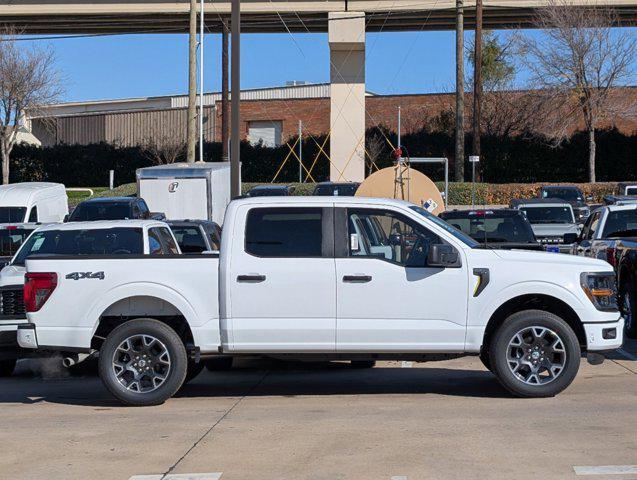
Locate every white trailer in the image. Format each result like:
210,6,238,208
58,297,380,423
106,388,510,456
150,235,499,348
136,162,233,226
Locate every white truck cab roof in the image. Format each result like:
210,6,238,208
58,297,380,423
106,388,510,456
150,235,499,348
231,195,415,208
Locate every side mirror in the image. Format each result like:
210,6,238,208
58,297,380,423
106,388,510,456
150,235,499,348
563,233,578,244
427,244,460,268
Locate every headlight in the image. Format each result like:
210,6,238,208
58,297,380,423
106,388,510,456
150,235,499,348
580,272,618,311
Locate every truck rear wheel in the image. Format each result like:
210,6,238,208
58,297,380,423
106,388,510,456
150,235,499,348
489,310,581,398
98,319,188,406
0,359,16,377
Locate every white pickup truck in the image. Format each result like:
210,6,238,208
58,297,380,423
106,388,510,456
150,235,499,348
18,197,624,405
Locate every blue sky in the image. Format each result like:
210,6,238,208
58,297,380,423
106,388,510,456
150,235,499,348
21,28,636,103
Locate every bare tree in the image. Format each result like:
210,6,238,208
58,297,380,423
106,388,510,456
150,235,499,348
366,133,385,175
142,117,187,165
518,1,636,181
0,29,62,184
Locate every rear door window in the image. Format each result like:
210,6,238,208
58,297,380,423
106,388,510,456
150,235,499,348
245,208,323,257
148,229,164,255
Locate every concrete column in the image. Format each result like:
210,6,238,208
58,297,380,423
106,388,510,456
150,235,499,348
328,12,365,182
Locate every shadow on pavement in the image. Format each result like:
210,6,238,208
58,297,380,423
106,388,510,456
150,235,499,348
0,359,513,407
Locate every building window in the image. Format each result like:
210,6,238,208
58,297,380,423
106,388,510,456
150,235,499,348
248,120,282,147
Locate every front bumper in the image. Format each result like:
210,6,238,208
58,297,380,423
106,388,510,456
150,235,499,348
583,317,624,351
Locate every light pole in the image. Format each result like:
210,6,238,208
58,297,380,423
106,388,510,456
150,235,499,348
230,0,241,197
198,0,205,162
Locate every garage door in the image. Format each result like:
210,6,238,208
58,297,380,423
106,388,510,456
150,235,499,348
248,121,282,147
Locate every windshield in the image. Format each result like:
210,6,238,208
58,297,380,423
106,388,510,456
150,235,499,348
0,207,27,223
0,228,34,258
68,203,132,221
314,184,358,196
409,206,479,247
441,213,536,244
520,206,574,224
602,209,637,237
542,188,582,202
12,228,144,266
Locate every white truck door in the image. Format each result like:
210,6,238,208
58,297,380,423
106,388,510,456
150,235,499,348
227,205,336,352
335,207,468,352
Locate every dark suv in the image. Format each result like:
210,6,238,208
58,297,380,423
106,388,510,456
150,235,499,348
540,186,591,224
68,197,164,222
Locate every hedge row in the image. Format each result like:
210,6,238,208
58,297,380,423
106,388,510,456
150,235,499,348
240,181,621,205
8,127,637,186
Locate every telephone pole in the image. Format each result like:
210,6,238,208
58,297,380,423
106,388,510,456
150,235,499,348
472,0,483,181
186,0,197,163
230,0,241,197
455,0,465,182
221,18,229,162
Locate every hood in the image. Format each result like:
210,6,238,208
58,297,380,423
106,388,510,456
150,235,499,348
0,264,26,287
492,249,611,269
531,224,579,236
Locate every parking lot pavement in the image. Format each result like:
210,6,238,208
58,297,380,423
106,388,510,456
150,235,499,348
0,346,635,480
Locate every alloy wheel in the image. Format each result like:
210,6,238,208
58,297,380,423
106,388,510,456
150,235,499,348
506,326,566,386
112,334,171,393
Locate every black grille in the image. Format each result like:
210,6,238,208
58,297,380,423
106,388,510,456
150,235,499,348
0,287,25,317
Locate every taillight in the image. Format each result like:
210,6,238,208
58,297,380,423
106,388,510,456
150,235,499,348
24,272,57,312
606,247,617,267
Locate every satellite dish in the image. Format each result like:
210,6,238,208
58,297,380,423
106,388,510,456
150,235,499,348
355,165,445,215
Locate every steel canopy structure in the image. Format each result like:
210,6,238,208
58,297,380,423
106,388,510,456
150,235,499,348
1,1,637,33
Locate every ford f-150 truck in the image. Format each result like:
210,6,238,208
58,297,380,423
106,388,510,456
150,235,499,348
18,197,624,405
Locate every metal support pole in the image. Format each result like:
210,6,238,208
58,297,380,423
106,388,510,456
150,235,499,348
186,0,197,163
455,0,465,181
472,0,483,180
471,160,476,207
397,106,401,149
221,18,229,162
198,0,205,162
230,0,241,197
444,158,449,207
298,120,302,183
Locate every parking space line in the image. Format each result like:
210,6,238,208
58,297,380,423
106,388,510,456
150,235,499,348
129,474,222,480
573,465,637,476
391,476,408,480
618,348,637,361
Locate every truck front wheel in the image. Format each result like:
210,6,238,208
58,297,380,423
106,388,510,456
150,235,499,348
489,310,581,398
620,279,637,339
98,319,188,406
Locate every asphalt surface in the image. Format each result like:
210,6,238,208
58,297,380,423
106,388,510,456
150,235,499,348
0,341,635,480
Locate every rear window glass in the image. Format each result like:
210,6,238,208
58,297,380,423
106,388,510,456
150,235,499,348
68,203,132,221
440,212,536,243
245,208,323,257
172,226,207,253
0,207,26,223
0,228,34,258
13,228,144,266
520,206,573,224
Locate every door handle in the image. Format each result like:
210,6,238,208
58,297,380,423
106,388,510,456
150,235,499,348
343,275,372,283
237,274,266,283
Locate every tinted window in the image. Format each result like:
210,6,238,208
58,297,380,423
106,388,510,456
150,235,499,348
247,187,290,197
157,227,179,254
0,228,34,258
314,184,358,196
541,188,582,201
626,186,637,195
520,206,573,224
138,200,150,215
68,202,132,221
0,207,27,223
440,212,535,243
12,228,144,266
602,209,637,237
246,208,322,257
208,225,222,250
172,226,207,253
348,208,442,267
148,229,164,255
28,207,38,223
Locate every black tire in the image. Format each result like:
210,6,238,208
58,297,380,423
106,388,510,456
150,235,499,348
489,310,581,398
0,359,16,377
479,349,492,371
184,360,205,384
98,318,188,406
620,278,637,339
350,360,376,369
205,357,233,372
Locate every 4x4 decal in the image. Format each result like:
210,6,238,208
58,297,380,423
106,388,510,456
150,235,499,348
65,271,105,281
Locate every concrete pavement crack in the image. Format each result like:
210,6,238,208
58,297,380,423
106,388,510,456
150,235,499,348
609,358,637,375
160,370,270,479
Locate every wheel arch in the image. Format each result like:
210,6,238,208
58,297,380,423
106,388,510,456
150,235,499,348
481,294,587,353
